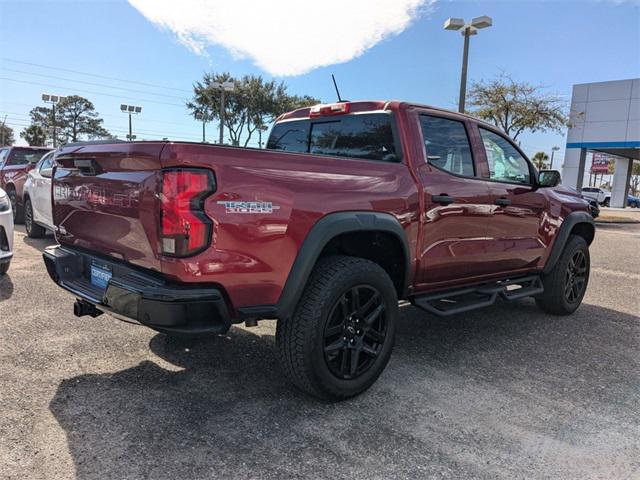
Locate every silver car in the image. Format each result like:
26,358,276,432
0,187,14,274
22,150,55,238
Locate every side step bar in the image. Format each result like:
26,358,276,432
411,275,544,317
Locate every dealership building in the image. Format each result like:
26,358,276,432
562,78,639,207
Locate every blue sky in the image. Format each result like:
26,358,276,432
1,0,639,164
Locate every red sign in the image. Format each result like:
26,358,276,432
591,153,611,174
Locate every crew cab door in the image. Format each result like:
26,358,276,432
411,110,495,288
476,126,548,274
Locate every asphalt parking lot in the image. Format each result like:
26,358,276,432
1,220,638,480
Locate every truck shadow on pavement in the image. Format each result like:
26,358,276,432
20,233,57,251
49,301,640,480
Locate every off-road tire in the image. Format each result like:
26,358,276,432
0,261,9,275
24,198,46,238
276,255,398,401
536,235,590,315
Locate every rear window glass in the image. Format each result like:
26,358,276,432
10,149,49,166
266,122,309,153
267,113,399,162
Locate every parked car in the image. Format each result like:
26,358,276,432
43,100,595,400
586,198,600,218
0,146,53,223
569,187,600,218
627,194,639,208
22,150,56,237
0,188,14,275
581,187,611,206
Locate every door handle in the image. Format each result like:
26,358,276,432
432,194,454,205
494,197,511,206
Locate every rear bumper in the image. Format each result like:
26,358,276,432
43,245,232,335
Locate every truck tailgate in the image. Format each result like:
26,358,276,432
53,143,165,272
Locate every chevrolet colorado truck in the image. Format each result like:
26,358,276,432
0,146,52,223
43,101,594,400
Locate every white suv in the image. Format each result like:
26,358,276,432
581,187,611,206
0,187,14,275
22,150,55,238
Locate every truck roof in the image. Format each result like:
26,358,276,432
276,100,497,129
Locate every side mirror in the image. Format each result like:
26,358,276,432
40,168,53,178
538,170,561,187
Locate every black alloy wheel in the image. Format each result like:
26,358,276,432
323,285,387,380
565,250,587,303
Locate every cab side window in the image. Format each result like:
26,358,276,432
480,129,531,184
419,115,474,177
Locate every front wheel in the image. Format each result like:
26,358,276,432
536,235,590,315
0,261,9,276
276,255,398,401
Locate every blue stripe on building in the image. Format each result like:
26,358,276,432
566,141,640,149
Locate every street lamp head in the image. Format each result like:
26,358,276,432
210,81,235,92
552,146,560,151
120,104,142,114
42,93,64,104
444,17,465,30
471,15,492,29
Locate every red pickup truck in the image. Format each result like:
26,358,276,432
43,101,594,400
0,146,52,222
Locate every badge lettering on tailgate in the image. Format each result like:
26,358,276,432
217,201,281,214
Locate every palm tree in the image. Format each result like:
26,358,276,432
532,151,549,170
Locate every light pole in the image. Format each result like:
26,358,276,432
258,125,269,148
195,110,210,143
444,16,492,113
42,93,65,147
550,146,560,169
0,115,6,147
210,81,234,144
120,104,142,141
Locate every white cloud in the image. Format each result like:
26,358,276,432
128,0,434,76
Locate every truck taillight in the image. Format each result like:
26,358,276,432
160,169,215,257
309,102,350,118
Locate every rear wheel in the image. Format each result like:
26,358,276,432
536,235,590,315
24,198,46,238
7,188,23,224
276,255,398,401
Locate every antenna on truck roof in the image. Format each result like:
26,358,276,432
331,74,346,103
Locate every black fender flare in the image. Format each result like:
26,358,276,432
275,211,411,319
543,211,595,275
